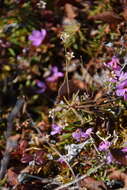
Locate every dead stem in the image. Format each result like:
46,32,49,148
0,97,25,180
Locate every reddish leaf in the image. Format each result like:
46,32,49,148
35,151,45,165
7,169,19,186
21,153,33,163
19,140,28,154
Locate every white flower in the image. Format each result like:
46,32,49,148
65,52,75,61
60,32,70,42
37,0,46,9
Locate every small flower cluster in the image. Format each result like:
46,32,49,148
105,56,127,100
72,128,93,142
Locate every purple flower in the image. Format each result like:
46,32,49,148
84,128,93,137
106,152,114,163
36,80,46,93
116,79,127,100
106,56,121,71
57,156,66,164
51,124,62,135
72,129,83,142
98,140,111,151
122,147,127,153
115,71,127,100
72,128,92,142
46,66,64,82
28,29,46,46
118,71,127,82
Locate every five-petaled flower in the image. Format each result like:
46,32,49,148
29,29,46,46
98,140,111,151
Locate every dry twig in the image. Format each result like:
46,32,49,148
0,97,25,179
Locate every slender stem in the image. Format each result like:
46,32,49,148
65,48,70,98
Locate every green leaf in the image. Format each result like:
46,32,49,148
8,48,16,56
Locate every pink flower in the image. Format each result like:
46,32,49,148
122,147,127,153
106,152,114,163
72,128,92,142
51,124,62,135
28,29,46,46
118,72,127,82
46,66,63,82
106,56,121,71
98,140,111,151
84,128,93,136
57,157,66,164
116,79,127,100
35,80,47,93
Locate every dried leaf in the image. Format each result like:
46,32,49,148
56,0,83,9
7,169,19,186
110,148,127,165
56,79,87,103
80,177,107,190
121,0,127,7
122,7,127,20
6,134,20,153
64,3,77,19
88,11,123,24
109,169,127,188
